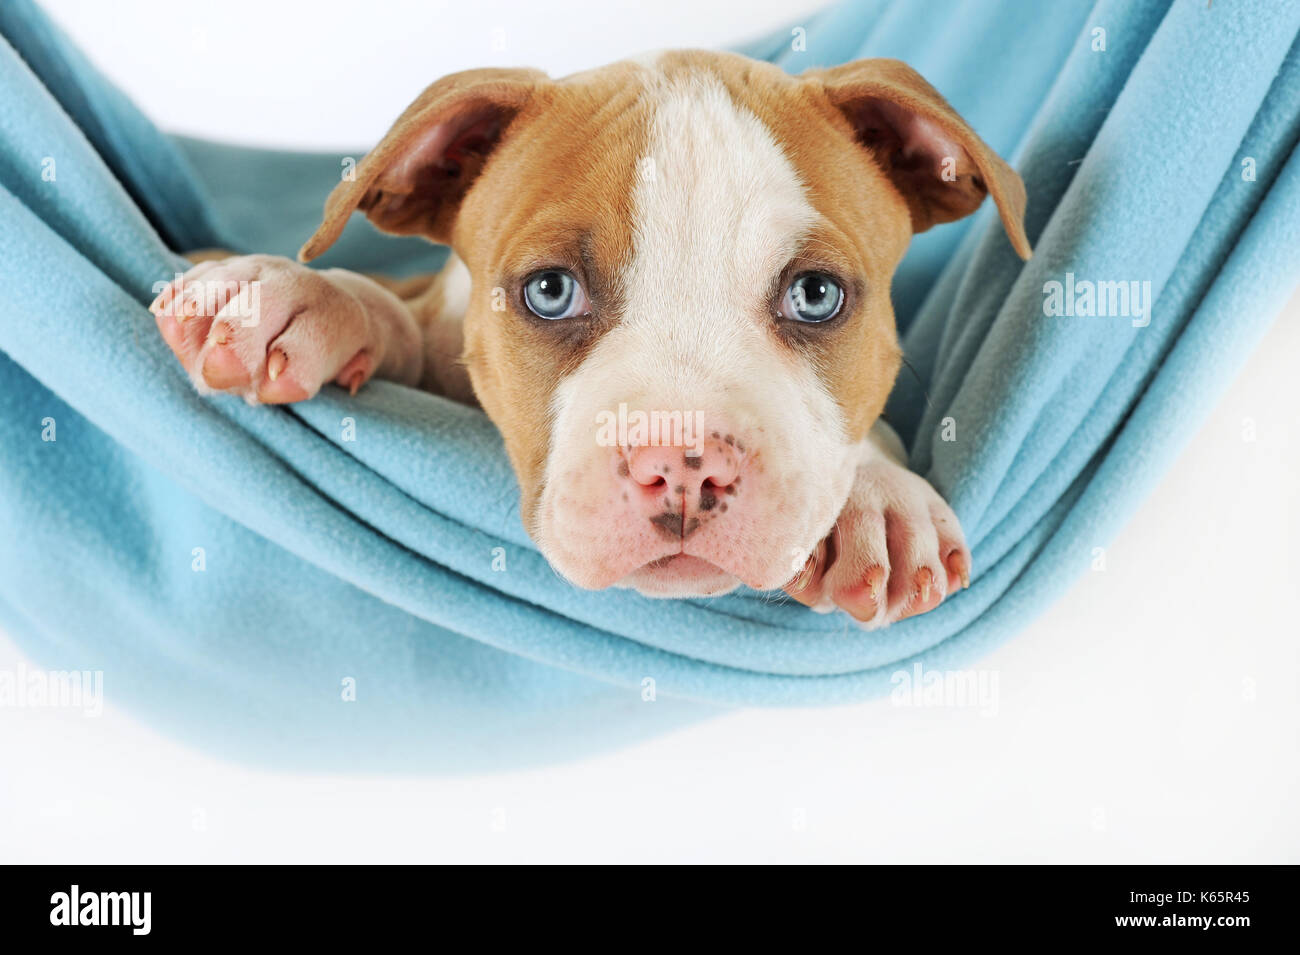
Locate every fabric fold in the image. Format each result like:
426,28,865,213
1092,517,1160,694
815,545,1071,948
1,0,1296,770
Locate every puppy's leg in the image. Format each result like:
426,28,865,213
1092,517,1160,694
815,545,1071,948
403,254,475,405
151,252,469,405
786,420,971,627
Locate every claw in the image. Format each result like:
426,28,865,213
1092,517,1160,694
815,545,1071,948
787,551,817,595
831,564,886,623
266,348,287,381
784,542,827,607
946,549,972,590
334,349,374,399
179,291,201,321
200,344,249,390
866,565,885,605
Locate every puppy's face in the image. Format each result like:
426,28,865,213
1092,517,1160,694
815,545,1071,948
303,53,1028,597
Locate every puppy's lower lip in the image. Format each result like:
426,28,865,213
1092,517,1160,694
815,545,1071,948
639,553,775,592
640,553,721,575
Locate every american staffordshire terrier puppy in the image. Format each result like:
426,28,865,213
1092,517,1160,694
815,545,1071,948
150,52,1030,626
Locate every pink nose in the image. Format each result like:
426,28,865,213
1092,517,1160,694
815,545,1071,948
626,443,741,495
622,438,744,541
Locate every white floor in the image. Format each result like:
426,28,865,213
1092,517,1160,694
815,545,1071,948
2,0,1296,864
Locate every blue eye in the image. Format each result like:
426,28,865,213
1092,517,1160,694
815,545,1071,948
780,272,843,323
523,270,587,320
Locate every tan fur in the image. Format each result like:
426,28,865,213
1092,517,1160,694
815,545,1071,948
298,66,654,526
813,58,1031,258
299,67,547,258
449,66,650,525
255,52,1031,608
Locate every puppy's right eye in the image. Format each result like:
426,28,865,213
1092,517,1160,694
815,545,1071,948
779,272,843,324
522,270,589,320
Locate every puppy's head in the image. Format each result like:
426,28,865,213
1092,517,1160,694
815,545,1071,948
302,52,1029,597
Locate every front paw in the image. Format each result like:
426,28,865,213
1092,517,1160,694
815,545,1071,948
786,455,970,628
149,254,387,404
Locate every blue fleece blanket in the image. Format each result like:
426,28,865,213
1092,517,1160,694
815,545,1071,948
1,0,1297,771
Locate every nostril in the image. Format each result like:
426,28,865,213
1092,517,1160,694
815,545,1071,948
700,476,737,507
701,466,740,491
624,441,745,497
625,449,675,489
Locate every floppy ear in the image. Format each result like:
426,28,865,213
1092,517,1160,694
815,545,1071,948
299,67,547,262
813,58,1031,259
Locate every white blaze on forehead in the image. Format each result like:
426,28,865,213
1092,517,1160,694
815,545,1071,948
578,68,847,439
536,67,861,592
625,72,819,361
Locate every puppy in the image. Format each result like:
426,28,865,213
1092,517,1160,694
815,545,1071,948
150,52,1029,627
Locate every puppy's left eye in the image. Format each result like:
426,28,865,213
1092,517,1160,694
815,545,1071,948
779,272,843,323
522,270,589,320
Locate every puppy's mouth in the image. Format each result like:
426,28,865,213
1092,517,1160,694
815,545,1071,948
618,553,741,598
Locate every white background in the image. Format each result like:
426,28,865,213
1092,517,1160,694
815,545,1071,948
2,0,1296,863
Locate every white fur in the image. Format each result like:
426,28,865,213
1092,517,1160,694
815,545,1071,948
438,253,472,317
535,71,862,593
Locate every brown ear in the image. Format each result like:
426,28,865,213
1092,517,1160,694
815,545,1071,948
298,67,547,262
813,58,1031,260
